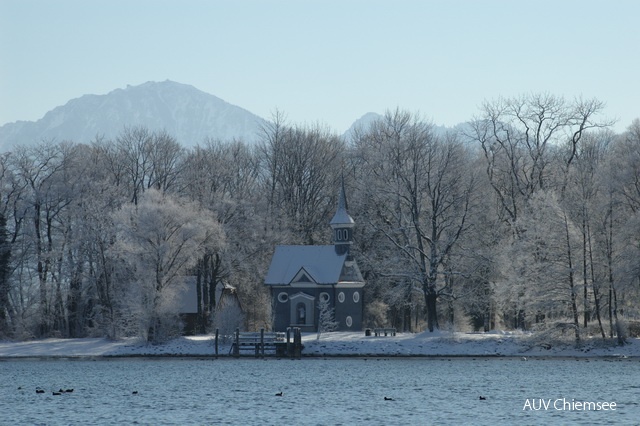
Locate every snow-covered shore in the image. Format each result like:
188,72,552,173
1,331,638,359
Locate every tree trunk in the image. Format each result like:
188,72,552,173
606,202,615,339
612,286,625,345
608,283,614,339
587,222,606,339
401,304,411,332
425,292,438,332
67,261,83,338
0,212,11,336
209,254,220,314
34,201,50,337
564,213,581,345
581,213,590,327
196,258,204,334
403,281,412,332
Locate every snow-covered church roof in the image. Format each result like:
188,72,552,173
264,245,348,285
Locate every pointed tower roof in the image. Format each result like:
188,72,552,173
330,179,355,226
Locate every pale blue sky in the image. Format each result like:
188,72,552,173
1,0,638,133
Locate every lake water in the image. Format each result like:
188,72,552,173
1,357,639,425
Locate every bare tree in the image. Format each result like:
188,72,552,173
469,94,611,332
258,115,345,244
146,130,184,192
116,126,154,205
10,142,80,336
355,109,478,331
564,131,613,337
469,94,610,227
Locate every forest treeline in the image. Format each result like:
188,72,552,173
0,94,638,344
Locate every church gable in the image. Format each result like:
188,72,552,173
291,267,316,284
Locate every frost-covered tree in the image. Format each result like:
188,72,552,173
112,190,224,342
0,211,11,336
469,94,612,332
213,300,244,340
561,131,614,336
591,126,640,343
501,192,582,344
316,297,338,340
9,142,83,336
354,109,478,332
179,139,272,331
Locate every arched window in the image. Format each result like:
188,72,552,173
296,303,306,325
336,229,350,242
289,293,315,327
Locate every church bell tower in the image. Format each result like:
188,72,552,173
330,180,355,256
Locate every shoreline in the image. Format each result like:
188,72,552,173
1,332,638,360
2,353,638,361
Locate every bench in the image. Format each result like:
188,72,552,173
374,327,396,337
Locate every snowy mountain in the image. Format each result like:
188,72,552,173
342,112,383,141
0,81,267,151
0,81,468,152
342,111,459,142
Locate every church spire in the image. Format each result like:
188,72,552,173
330,178,354,255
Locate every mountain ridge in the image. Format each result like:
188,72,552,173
0,80,268,150
0,81,464,152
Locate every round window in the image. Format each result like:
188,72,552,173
346,316,353,327
353,291,360,303
320,292,330,302
338,292,345,303
277,292,289,303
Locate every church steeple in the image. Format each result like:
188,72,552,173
330,179,354,255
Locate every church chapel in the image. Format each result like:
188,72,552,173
264,183,365,332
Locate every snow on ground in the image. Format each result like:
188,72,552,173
1,331,638,358
306,331,639,358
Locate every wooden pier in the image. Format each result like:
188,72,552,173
220,327,303,358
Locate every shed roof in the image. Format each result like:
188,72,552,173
264,245,347,285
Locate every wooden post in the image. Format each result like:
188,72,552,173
233,328,240,357
215,329,219,359
294,327,302,359
260,328,265,358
